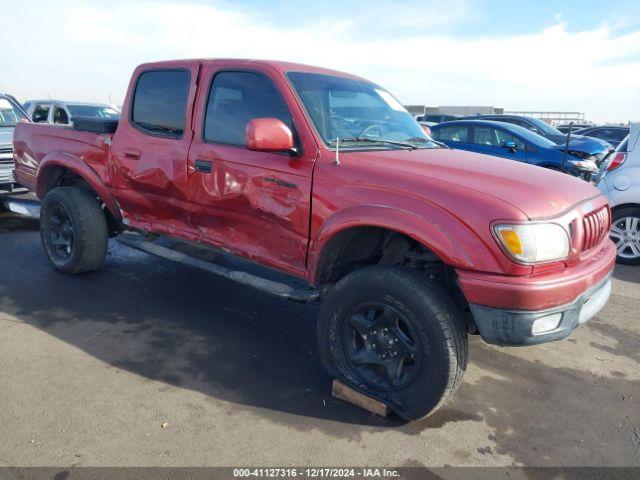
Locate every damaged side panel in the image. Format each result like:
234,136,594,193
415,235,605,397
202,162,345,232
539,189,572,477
187,141,313,276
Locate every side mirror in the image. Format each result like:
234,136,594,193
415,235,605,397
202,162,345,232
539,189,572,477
246,118,295,153
502,140,517,152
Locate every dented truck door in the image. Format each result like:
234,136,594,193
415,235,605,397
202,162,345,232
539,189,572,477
109,61,200,234
186,62,317,277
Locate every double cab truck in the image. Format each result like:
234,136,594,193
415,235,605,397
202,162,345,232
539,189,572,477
13,59,616,420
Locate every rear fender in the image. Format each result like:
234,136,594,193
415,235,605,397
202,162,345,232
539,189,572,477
36,153,121,220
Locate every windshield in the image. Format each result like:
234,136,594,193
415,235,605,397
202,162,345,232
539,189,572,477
67,104,120,119
287,72,437,149
525,116,562,136
0,97,28,128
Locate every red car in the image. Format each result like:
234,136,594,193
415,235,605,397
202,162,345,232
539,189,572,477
12,59,615,421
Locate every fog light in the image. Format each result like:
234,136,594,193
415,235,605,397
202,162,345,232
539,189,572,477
531,313,562,335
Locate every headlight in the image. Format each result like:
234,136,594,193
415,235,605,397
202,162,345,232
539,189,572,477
494,223,570,263
569,159,598,173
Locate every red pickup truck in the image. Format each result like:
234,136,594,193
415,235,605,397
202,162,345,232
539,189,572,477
13,59,615,420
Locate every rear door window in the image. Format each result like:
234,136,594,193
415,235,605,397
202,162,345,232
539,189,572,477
433,125,469,143
131,69,190,137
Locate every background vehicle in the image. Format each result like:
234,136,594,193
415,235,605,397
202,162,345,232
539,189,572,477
572,125,630,148
557,123,593,133
467,114,613,152
416,113,461,124
431,120,606,180
12,59,615,421
598,123,640,264
23,100,119,126
0,93,29,193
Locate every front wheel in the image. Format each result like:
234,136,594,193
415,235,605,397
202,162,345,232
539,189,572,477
40,187,108,273
317,266,468,421
610,206,640,265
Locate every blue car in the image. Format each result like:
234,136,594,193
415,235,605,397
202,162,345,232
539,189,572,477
464,114,613,150
431,120,610,180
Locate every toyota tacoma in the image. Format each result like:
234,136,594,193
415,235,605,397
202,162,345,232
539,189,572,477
13,59,615,420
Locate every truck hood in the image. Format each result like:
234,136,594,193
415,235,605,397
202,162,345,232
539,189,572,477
348,147,602,220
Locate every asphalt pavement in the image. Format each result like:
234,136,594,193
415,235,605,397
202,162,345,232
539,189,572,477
0,214,638,467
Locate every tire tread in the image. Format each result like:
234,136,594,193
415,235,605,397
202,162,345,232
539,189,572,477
40,187,108,273
317,266,468,420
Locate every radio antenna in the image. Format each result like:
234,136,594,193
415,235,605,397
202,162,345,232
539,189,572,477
334,137,341,165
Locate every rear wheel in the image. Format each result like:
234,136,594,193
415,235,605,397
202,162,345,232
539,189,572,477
40,187,108,273
317,266,468,420
610,206,640,265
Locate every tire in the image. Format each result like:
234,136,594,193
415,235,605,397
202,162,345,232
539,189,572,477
40,187,108,273
317,266,468,421
610,206,640,265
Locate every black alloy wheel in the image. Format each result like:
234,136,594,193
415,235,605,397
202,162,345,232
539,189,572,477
343,302,421,390
47,204,74,259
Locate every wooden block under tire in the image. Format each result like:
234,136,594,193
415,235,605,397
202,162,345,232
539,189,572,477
332,380,391,417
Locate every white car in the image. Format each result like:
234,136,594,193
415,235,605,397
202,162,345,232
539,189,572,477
598,122,640,264
0,94,30,193
22,100,119,126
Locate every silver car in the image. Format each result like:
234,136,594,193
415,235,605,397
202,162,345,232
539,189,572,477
598,122,640,264
22,100,119,126
0,94,30,193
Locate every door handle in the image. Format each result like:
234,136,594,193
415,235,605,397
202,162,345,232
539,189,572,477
194,159,213,173
123,149,141,160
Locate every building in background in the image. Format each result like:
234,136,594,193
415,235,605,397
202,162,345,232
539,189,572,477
504,110,586,126
405,105,596,126
405,105,504,117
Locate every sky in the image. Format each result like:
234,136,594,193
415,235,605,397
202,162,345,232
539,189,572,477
1,0,639,122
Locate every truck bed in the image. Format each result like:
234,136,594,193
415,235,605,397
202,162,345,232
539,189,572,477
12,122,111,194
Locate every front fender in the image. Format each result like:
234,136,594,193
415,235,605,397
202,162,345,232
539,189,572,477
308,205,487,284
37,153,121,219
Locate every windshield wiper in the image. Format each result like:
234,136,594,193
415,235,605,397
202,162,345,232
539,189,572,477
404,136,450,149
333,137,417,150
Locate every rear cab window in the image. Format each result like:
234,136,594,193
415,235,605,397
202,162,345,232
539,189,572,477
131,69,190,138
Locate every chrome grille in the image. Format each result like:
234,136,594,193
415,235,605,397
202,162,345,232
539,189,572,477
0,146,13,165
582,207,609,251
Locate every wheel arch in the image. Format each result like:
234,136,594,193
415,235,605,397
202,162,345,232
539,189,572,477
611,202,640,213
309,206,475,286
36,153,121,221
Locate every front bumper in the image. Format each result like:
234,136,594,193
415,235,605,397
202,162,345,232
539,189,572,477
457,240,616,311
469,274,612,346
